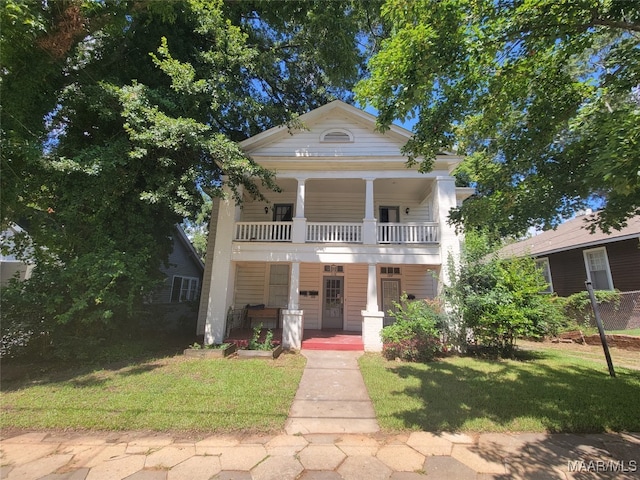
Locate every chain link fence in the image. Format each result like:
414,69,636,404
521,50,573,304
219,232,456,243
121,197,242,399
587,290,640,332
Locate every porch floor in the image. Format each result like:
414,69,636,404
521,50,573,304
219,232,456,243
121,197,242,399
225,329,364,351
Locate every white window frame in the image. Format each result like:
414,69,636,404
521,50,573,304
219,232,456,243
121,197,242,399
535,257,554,293
320,128,354,143
582,247,614,291
170,275,200,303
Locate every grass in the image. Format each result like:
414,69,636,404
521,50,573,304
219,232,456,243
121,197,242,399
607,328,640,336
1,349,305,434
359,349,640,434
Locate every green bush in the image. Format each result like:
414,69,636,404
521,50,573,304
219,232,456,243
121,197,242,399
381,294,444,362
444,231,565,357
563,290,621,329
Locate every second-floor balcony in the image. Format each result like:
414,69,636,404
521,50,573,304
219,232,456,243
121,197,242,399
234,221,439,245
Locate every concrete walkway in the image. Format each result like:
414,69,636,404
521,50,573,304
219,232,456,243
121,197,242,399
285,351,379,435
1,351,639,479
2,429,639,479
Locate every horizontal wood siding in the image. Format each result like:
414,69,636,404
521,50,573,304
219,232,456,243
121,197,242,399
402,265,438,300
234,262,267,308
300,263,322,329
375,193,432,222
547,239,640,296
345,264,367,331
241,192,296,222
547,249,588,297
606,239,640,292
251,117,404,157
306,192,364,223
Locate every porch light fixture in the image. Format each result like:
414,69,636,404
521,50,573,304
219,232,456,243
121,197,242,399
405,207,410,215
264,206,269,214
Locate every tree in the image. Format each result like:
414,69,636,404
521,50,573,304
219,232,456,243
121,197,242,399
356,0,640,236
1,0,381,357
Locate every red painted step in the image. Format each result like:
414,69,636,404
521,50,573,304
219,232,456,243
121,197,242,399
301,331,364,351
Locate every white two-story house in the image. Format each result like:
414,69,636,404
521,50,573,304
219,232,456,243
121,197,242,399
196,101,472,351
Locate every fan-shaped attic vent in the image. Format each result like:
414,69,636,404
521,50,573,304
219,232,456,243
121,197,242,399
320,129,353,143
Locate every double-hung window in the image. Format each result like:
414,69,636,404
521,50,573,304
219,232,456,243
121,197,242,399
170,276,200,302
268,264,290,307
535,258,553,293
583,247,614,290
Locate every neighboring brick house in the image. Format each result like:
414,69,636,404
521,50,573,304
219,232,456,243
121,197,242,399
196,100,473,351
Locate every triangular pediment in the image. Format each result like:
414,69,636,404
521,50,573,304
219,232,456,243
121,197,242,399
240,100,413,158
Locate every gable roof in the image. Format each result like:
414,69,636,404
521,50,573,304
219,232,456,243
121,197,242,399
499,213,640,258
240,100,411,151
174,224,205,273
240,100,462,168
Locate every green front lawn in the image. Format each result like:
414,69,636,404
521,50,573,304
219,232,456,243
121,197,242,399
359,349,640,433
1,352,305,434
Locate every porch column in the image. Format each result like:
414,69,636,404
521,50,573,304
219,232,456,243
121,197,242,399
362,177,377,245
204,185,240,345
292,177,306,243
361,263,384,352
435,176,460,295
282,261,303,350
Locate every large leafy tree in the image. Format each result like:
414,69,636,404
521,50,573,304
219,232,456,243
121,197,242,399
356,0,640,235
1,0,380,356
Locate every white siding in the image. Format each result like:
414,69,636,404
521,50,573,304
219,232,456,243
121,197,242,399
402,265,438,300
241,192,297,222
233,262,267,308
306,192,365,222
345,264,367,332
250,116,406,158
375,193,432,222
300,263,322,329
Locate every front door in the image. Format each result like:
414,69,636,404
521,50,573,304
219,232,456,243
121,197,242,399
379,206,400,243
322,276,344,329
382,279,401,326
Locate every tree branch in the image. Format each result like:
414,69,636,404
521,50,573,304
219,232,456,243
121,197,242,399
592,17,640,33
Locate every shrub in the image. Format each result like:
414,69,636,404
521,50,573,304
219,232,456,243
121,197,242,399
247,324,275,350
563,290,621,328
444,231,565,357
381,294,444,362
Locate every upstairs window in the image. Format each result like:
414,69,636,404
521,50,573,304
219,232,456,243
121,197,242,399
320,129,353,143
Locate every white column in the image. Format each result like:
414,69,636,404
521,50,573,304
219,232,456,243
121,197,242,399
366,263,378,312
292,177,306,243
435,176,460,294
361,262,384,352
204,186,238,345
362,177,377,244
287,261,300,310
295,178,306,219
282,261,303,350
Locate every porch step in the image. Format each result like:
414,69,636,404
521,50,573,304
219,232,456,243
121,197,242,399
301,334,364,351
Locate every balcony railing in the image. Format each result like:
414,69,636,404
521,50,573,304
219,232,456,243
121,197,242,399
235,222,292,242
306,222,362,243
377,223,439,243
233,221,439,244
